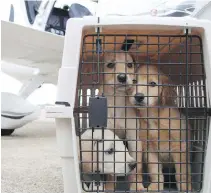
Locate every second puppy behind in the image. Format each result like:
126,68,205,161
128,64,192,192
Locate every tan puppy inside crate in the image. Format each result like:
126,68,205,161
97,52,145,191
128,64,192,192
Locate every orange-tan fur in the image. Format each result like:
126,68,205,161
128,65,192,192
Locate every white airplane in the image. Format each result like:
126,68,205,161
97,0,211,18
1,0,97,136
1,0,210,136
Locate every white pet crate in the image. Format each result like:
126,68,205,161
46,15,211,193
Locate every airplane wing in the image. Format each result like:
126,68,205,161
1,20,65,131
1,20,64,84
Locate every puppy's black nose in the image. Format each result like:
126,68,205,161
134,93,145,103
117,73,127,83
129,161,137,171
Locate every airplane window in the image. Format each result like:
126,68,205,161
45,7,69,36
186,7,195,12
175,0,196,12
25,0,41,24
69,3,92,18
162,11,190,17
45,4,92,36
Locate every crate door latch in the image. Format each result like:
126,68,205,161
88,96,107,128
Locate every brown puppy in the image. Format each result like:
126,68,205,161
128,65,192,192
98,52,145,191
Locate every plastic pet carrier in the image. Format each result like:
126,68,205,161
46,16,211,193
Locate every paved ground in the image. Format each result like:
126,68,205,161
1,119,64,193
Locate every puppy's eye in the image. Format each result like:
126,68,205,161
105,148,114,155
149,81,157,87
107,62,115,68
133,79,137,84
127,63,133,68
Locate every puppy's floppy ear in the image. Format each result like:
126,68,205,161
160,75,177,106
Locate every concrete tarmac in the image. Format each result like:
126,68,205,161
1,119,63,193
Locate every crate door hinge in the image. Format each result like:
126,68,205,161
95,21,102,83
95,16,102,32
96,38,102,54
183,27,192,34
95,22,102,54
95,26,102,33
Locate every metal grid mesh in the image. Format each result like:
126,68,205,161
74,32,209,192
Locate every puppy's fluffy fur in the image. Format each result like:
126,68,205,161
80,129,135,174
129,65,192,191
79,129,134,192
98,52,145,190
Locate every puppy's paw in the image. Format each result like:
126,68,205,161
179,184,192,192
130,183,145,191
147,183,164,193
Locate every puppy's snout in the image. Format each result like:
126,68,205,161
128,161,137,171
117,73,127,83
134,93,145,103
